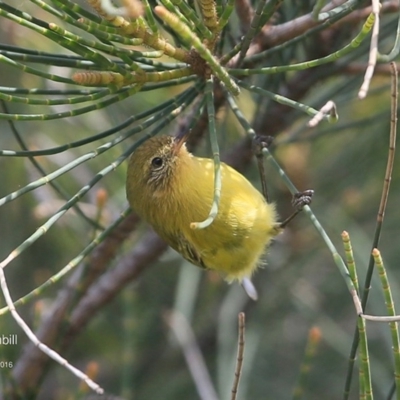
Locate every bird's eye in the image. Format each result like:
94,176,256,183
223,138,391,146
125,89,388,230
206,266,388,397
151,157,163,168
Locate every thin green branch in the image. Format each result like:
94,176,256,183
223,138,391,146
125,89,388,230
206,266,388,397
0,88,200,213
0,86,103,95
342,231,359,294
72,67,193,87
342,232,365,399
0,8,131,75
258,0,282,28
141,0,159,34
238,81,326,120
0,86,200,272
377,4,400,62
0,1,49,29
342,231,372,400
0,79,199,158
47,23,148,71
0,43,188,71
244,0,365,66
236,0,267,66
0,86,115,106
31,0,143,45
0,53,74,84
159,0,195,31
190,78,221,230
230,12,374,75
317,0,360,20
0,85,202,313
226,93,360,308
0,85,141,121
220,40,242,65
170,0,213,39
0,48,111,70
0,88,196,207
0,208,131,316
1,100,101,230
0,139,126,208
217,0,235,31
198,0,219,33
344,61,398,400
358,315,372,400
51,0,105,23
154,6,240,95
70,15,123,34
312,0,328,20
373,248,400,400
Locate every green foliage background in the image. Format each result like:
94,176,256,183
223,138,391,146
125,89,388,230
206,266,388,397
0,1,399,399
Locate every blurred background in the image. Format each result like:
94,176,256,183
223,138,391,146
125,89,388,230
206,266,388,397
0,0,399,399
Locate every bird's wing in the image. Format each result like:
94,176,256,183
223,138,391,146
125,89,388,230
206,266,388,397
161,230,207,270
176,233,208,270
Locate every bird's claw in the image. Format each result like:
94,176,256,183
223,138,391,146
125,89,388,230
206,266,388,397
252,135,274,157
292,190,314,210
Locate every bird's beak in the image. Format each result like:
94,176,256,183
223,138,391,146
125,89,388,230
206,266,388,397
173,131,188,155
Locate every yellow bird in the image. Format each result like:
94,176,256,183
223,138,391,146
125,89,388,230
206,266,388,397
126,135,311,299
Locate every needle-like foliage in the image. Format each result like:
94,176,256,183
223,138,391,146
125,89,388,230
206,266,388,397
1,1,400,399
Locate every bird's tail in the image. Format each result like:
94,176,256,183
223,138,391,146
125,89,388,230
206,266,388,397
241,278,258,301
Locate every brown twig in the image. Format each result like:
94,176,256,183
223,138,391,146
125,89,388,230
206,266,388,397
378,61,397,227
235,0,254,35
9,213,140,395
231,312,246,400
59,229,166,345
228,0,398,66
79,213,141,293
